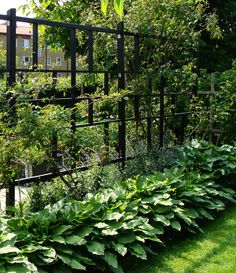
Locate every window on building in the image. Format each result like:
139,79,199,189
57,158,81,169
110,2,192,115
55,57,62,66
22,56,30,65
47,57,51,66
22,39,30,49
38,49,42,57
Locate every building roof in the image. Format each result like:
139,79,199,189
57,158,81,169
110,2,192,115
0,24,32,36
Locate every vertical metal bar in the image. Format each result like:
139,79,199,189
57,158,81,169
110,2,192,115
6,9,16,209
71,28,77,98
117,22,126,166
70,28,77,164
159,75,165,148
148,77,152,93
52,71,57,86
88,98,93,124
147,117,152,151
146,78,153,151
134,35,139,73
7,9,16,85
32,23,38,70
134,94,140,142
104,72,109,95
88,30,94,72
103,122,109,164
180,115,187,144
103,73,109,162
134,95,140,121
117,22,125,88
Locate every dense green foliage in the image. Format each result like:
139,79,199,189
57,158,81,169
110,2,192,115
0,141,236,272
125,204,236,273
192,61,236,144
200,0,236,72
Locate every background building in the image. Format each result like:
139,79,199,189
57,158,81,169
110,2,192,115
0,23,70,75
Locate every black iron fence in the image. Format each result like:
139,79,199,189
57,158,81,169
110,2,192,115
0,9,197,207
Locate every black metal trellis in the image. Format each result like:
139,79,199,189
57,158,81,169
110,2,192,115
0,9,197,207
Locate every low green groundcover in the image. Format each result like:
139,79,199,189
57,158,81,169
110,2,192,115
0,140,236,273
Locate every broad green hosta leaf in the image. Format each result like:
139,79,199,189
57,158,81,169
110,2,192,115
0,246,20,254
57,253,86,271
136,176,148,191
143,195,173,206
5,265,31,273
153,214,171,226
38,247,57,264
198,208,214,220
94,222,109,229
112,242,127,256
155,205,172,214
138,222,159,236
104,212,124,221
102,229,119,236
77,227,93,238
73,253,95,266
139,204,151,214
129,243,147,260
56,245,73,255
0,232,17,247
123,217,147,229
184,208,200,219
52,225,73,236
49,235,65,244
174,208,192,225
118,233,136,244
4,255,38,273
104,251,118,268
113,264,124,273
86,241,105,255
170,220,181,231
65,235,86,246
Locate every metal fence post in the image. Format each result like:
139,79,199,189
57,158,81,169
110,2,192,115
117,22,126,167
32,23,38,70
5,9,17,209
159,75,165,148
70,28,77,166
7,9,16,85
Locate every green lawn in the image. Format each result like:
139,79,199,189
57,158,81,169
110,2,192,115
124,205,236,273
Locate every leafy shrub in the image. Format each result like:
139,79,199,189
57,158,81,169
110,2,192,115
175,139,236,183
24,145,175,212
0,163,235,272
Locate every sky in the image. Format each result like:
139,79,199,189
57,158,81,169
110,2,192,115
0,0,29,16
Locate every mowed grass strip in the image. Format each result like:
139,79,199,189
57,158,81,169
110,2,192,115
124,205,236,273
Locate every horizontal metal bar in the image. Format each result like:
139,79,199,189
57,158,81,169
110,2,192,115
14,156,135,186
15,68,137,74
0,14,8,20
15,15,136,37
